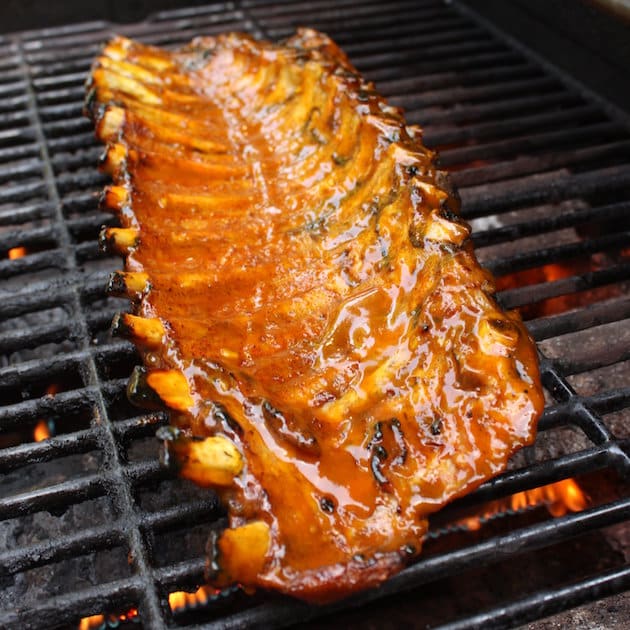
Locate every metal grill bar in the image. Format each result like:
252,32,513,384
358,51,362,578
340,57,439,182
441,566,630,630
15,33,168,629
0,1,628,628
439,121,624,168
445,444,623,503
187,500,630,629
0,426,101,470
462,164,630,218
0,344,132,391
0,578,145,630
0,498,220,576
500,266,630,311
0,473,105,519
474,200,630,247
490,238,630,276
527,297,630,340
0,524,128,575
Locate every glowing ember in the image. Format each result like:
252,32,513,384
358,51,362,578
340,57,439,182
46,384,60,397
33,420,51,442
7,246,27,260
497,260,623,319
455,479,588,532
78,609,138,629
77,587,220,628
32,385,59,442
168,585,218,612
78,614,104,630
76,480,587,627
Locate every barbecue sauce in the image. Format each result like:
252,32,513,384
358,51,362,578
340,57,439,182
88,30,544,602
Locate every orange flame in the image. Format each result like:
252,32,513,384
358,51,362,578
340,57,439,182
8,246,27,260
33,421,50,442
78,608,138,630
76,481,587,627
168,585,217,613
46,384,60,396
497,260,622,319
457,479,588,532
77,587,216,628
78,615,104,630
545,478,588,516
32,385,59,443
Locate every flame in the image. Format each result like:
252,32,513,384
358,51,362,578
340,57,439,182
78,615,104,630
46,384,60,396
32,385,59,443
33,421,51,442
78,609,138,629
497,260,622,318
168,585,217,613
77,587,217,628
546,478,588,516
75,480,587,627
456,479,588,532
8,246,27,260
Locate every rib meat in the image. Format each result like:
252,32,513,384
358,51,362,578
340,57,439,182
86,30,544,603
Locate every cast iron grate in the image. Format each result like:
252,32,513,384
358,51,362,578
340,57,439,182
0,1,629,628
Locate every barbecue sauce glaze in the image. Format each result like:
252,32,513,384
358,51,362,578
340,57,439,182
87,30,544,602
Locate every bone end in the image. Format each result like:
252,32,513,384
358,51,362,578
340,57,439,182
213,521,271,587
99,143,126,176
111,313,165,347
99,226,139,255
127,366,193,411
176,435,244,487
423,210,470,247
145,369,194,411
97,105,125,143
106,271,150,299
101,185,129,213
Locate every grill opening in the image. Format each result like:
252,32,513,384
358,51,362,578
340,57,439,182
0,1,628,628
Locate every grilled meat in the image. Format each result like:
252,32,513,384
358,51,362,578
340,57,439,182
86,30,544,603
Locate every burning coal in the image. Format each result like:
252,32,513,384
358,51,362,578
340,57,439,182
7,246,27,260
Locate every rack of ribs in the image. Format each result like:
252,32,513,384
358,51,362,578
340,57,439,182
86,29,544,603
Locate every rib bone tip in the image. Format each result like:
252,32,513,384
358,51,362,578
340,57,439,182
106,270,150,298
127,366,193,411
98,143,126,176
146,369,194,411
101,185,129,212
99,226,139,254
162,433,244,487
211,521,271,586
97,105,125,142
111,313,165,347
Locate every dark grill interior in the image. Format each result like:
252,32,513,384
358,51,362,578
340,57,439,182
0,1,629,628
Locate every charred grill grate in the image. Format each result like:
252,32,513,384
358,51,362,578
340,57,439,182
0,1,629,628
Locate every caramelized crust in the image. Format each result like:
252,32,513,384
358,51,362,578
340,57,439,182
86,30,544,603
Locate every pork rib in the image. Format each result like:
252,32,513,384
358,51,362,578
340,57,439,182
86,30,544,603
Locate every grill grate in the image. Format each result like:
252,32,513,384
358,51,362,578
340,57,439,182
0,1,629,628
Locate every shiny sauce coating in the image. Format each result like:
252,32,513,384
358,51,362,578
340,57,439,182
87,30,544,602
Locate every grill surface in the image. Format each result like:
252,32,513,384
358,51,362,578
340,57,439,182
0,1,629,629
